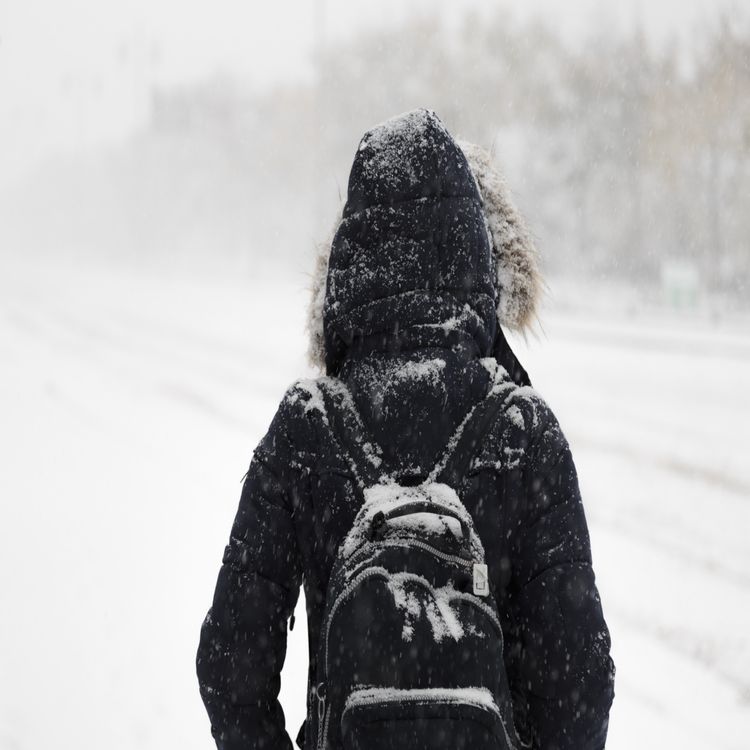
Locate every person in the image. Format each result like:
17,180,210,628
196,109,615,750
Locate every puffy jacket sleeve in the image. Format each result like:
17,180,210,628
509,405,615,750
196,399,304,750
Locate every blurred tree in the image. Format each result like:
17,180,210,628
4,5,748,303
690,13,750,292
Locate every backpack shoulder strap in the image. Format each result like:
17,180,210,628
429,372,513,488
315,366,515,490
316,377,385,489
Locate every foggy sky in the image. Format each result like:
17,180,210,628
0,0,740,189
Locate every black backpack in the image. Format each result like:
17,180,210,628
308,372,523,750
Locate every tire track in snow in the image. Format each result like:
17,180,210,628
548,318,750,362
557,380,740,457
572,431,750,498
606,613,748,750
155,380,254,432
609,602,750,706
591,514,750,590
2,300,286,424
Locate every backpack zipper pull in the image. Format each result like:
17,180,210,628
368,510,386,541
316,682,327,748
473,562,489,596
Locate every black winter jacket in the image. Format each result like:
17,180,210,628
196,110,615,750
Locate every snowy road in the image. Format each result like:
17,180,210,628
0,259,748,749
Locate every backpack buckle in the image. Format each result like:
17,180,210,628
368,510,386,541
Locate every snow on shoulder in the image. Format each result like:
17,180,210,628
283,360,551,482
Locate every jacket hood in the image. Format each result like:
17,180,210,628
306,109,541,375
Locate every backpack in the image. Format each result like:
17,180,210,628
308,372,522,750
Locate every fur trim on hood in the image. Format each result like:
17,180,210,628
305,139,542,373
457,141,542,335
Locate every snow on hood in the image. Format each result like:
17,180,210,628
305,109,541,373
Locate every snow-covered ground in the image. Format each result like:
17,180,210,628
0,257,748,750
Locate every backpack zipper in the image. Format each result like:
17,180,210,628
325,566,503,671
346,537,473,580
316,568,395,750
318,701,331,750
379,537,473,569
341,686,518,750
318,566,503,750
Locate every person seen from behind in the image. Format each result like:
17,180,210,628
196,109,616,750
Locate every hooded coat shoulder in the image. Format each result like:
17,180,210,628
197,109,615,750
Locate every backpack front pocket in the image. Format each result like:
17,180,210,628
340,686,515,750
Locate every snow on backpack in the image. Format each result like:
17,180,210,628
309,373,522,750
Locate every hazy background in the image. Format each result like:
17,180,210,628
3,0,750,297
1,1,748,749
